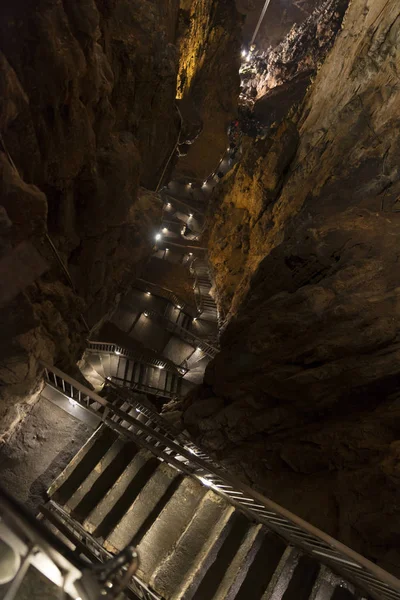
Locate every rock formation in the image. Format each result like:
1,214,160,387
182,0,400,574
0,0,240,440
175,0,242,180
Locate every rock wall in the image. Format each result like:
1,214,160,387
175,0,242,180
0,0,182,439
184,0,400,573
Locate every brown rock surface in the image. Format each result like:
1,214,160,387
184,0,400,572
175,0,242,180
0,0,181,437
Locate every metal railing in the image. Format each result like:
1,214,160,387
134,279,199,319
109,375,179,400
41,362,400,600
142,310,219,358
42,501,159,600
86,341,181,375
162,192,205,218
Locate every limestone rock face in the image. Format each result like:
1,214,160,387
175,0,242,180
185,0,400,572
0,0,181,437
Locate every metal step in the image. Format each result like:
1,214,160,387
192,513,250,600
136,477,207,584
150,491,233,599
83,450,158,537
212,524,264,600
104,462,181,553
69,440,138,523
49,426,117,505
280,554,321,600
65,438,127,516
235,532,287,600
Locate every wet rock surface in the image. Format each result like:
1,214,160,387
183,0,400,572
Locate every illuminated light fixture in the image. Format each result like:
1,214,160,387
202,180,207,186
143,312,149,317
188,182,193,188
115,350,121,355
157,364,164,369
165,247,169,252
189,252,193,256
163,227,168,233
193,317,197,322
155,233,162,241
189,213,193,218
177,305,182,309
167,202,171,207
106,376,111,380
135,408,140,413
197,347,202,352
146,291,151,296
241,49,247,57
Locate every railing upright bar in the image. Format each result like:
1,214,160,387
40,361,400,600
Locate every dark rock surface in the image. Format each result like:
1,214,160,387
183,0,400,573
0,0,180,437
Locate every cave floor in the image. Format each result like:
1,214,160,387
0,397,94,513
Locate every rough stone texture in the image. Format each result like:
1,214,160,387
0,397,92,511
239,0,349,108
0,0,181,437
236,0,320,49
175,0,242,180
185,0,400,573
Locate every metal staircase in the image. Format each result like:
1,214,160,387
39,363,400,600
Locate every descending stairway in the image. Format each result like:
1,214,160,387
39,364,400,600
191,258,218,322
42,424,363,600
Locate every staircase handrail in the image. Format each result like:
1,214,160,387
162,192,205,217
134,278,198,318
143,309,219,358
41,361,400,600
86,341,182,376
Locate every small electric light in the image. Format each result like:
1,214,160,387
189,252,193,256
241,49,247,57
189,213,193,218
146,291,151,296
143,312,149,317
115,350,121,355
177,305,182,310
193,317,197,322
163,227,168,233
155,233,161,241
157,365,164,369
